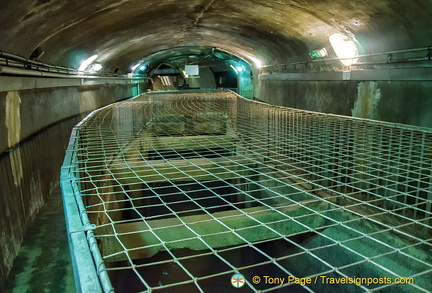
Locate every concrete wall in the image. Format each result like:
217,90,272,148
257,75,432,129
0,77,146,289
2,70,431,288
186,66,217,89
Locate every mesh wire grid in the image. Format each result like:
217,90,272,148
62,90,432,292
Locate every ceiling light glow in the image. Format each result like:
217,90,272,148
248,55,263,68
131,63,141,71
78,54,98,71
90,63,103,72
329,33,358,66
229,64,238,74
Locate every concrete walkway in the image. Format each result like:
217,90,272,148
4,186,75,293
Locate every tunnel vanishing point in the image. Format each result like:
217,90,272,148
1,1,432,292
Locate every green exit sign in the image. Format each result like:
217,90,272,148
309,48,328,59
309,51,321,58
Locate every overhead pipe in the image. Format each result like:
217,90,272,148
0,50,74,72
0,54,149,80
260,46,432,73
0,50,125,78
1,66,88,78
0,66,148,81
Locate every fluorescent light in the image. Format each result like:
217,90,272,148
230,64,238,74
131,63,141,71
329,33,358,66
139,65,146,71
91,63,103,72
248,56,262,68
78,54,98,71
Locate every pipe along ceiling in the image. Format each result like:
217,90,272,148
1,0,432,75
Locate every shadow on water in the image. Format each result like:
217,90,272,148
109,232,317,292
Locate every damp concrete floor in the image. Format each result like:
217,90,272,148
4,186,75,293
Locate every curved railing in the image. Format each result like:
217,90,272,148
61,89,432,292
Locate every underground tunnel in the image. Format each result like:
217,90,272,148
1,1,432,292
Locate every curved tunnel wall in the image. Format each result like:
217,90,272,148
2,62,432,292
0,78,147,288
1,1,431,72
3,66,432,288
257,77,432,129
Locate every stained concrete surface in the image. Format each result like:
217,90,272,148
257,79,432,129
0,80,146,288
2,1,432,72
4,186,74,293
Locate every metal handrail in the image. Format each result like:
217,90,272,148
260,46,432,73
0,51,72,70
0,51,132,78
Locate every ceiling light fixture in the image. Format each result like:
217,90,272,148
90,63,103,72
78,54,98,71
229,64,238,74
329,33,359,66
248,55,263,68
131,63,141,71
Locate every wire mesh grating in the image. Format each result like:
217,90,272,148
61,90,432,292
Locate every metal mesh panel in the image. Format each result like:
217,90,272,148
61,90,432,292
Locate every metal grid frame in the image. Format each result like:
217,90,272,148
61,90,432,292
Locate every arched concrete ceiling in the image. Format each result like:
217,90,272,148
1,0,431,72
